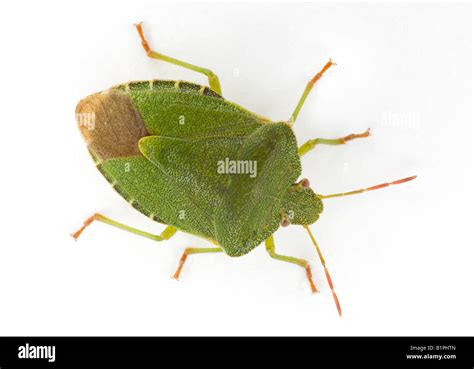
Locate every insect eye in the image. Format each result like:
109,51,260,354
301,178,310,188
290,178,311,192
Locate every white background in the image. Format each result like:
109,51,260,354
0,1,472,336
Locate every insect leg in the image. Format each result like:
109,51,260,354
289,59,335,124
134,22,223,95
71,213,177,242
172,247,223,280
298,128,370,156
264,235,318,293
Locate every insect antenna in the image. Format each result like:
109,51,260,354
303,225,342,317
319,175,417,199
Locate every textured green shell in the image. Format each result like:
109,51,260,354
76,80,322,256
214,123,302,256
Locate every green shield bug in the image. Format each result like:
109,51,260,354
73,22,417,317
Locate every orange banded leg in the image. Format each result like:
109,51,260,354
264,235,318,293
172,247,223,280
134,22,222,95
298,129,371,156
71,213,177,242
290,59,336,124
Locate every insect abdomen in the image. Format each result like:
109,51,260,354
75,80,271,243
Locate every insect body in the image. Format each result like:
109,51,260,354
73,23,416,316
